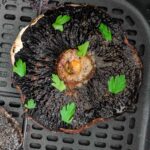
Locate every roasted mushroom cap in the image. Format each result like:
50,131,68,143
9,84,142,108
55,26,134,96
0,107,22,150
11,5,142,133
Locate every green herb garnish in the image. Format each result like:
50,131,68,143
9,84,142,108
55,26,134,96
13,59,26,77
52,15,71,32
24,99,36,109
108,75,126,94
60,102,76,124
51,74,66,92
77,41,90,57
98,23,112,41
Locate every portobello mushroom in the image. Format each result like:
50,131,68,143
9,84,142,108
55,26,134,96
10,5,142,133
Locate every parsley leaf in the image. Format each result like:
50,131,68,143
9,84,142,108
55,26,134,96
77,41,90,57
60,102,76,124
51,74,66,92
98,23,112,41
55,15,71,25
24,99,36,109
52,24,63,32
108,75,126,94
52,15,71,32
13,59,26,77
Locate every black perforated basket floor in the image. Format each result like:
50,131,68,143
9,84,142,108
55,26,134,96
0,0,150,150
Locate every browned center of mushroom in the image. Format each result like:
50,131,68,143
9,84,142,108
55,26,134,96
57,49,95,88
65,59,81,74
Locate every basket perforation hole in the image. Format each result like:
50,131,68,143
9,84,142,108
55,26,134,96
0,71,8,78
61,147,73,150
32,124,43,130
30,143,41,149
78,139,90,146
127,106,137,113
4,14,16,20
5,4,17,10
94,142,106,148
21,7,32,13
46,145,57,150
0,81,7,87
110,144,122,150
127,133,133,145
9,102,21,108
9,111,19,117
112,8,123,15
115,116,126,121
112,134,123,140
126,30,137,36
80,130,91,136
2,43,11,49
31,133,42,140
63,137,74,144
129,117,135,129
97,123,108,129
0,53,9,59
138,44,145,56
47,135,58,142
48,1,59,5
0,62,9,68
95,132,107,138
3,23,14,30
20,16,32,22
128,39,136,45
112,18,124,24
0,100,5,106
113,125,124,131
125,16,135,26
2,33,13,40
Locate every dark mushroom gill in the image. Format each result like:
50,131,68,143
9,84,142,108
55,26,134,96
12,6,142,132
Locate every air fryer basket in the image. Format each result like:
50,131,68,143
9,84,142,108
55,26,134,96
0,0,150,150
